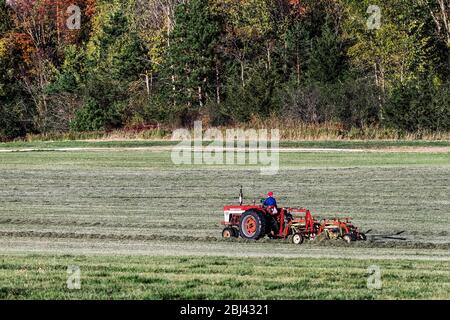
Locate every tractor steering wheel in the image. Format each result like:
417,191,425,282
266,205,278,215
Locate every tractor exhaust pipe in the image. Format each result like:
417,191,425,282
239,186,243,205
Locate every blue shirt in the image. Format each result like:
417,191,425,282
263,197,277,207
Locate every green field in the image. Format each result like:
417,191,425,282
0,255,449,299
0,141,449,299
1,139,450,150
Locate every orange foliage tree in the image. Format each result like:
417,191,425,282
5,0,96,131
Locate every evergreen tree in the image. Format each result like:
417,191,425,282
385,77,450,132
71,0,149,131
159,0,223,124
306,23,346,83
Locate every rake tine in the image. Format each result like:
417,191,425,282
381,236,407,241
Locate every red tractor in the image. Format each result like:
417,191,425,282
221,188,366,244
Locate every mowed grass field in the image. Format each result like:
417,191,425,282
0,140,449,299
0,255,449,299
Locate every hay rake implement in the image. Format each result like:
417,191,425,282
221,187,367,244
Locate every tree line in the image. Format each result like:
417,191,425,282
1,0,450,141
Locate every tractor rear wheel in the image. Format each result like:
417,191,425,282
239,210,266,240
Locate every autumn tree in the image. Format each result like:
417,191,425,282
0,0,34,140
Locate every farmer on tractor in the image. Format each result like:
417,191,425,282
263,192,279,236
263,191,277,208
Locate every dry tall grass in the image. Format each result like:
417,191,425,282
19,120,450,142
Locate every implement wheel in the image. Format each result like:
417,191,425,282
343,234,352,244
239,210,266,240
291,233,304,245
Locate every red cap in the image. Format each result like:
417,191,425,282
267,192,273,197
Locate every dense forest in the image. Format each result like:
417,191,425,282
1,0,450,141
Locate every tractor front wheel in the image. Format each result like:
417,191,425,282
222,227,238,239
239,210,266,240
